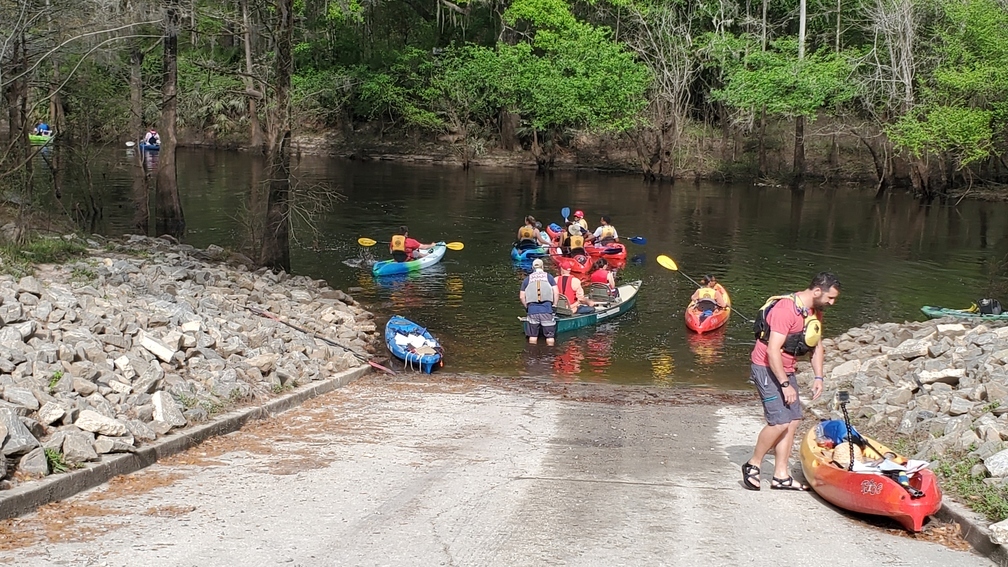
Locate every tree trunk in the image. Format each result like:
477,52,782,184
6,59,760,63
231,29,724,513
793,116,805,186
757,106,767,177
155,0,186,238
242,0,264,151
500,109,519,151
259,0,293,272
129,46,145,143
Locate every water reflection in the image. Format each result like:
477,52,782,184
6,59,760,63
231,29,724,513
518,323,619,381
687,329,727,366
647,348,676,385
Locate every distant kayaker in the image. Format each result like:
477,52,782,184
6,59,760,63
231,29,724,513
742,272,841,492
557,264,594,314
517,216,551,249
33,122,51,136
144,128,160,146
573,210,589,233
520,258,559,346
389,225,435,262
589,259,618,298
690,275,728,309
589,215,619,245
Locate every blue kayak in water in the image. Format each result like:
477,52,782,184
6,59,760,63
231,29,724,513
372,243,447,277
511,245,548,261
139,143,160,152
385,315,443,373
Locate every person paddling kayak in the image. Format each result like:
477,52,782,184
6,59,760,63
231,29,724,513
390,225,436,262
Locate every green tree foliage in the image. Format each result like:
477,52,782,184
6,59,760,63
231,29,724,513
889,0,1008,170
500,0,651,134
713,38,857,121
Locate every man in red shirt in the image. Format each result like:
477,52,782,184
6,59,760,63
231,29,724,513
389,226,435,262
742,272,841,491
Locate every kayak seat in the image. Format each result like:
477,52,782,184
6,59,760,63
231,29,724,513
391,250,408,262
586,283,612,303
555,295,574,317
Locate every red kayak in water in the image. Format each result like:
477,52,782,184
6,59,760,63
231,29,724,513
684,295,732,334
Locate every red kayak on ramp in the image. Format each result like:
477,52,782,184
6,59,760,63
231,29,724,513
799,428,942,532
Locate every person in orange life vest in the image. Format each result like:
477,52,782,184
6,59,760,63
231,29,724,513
517,216,551,250
589,215,619,245
520,258,560,346
742,272,840,492
557,264,595,314
389,225,435,263
589,259,618,298
573,210,589,233
690,274,728,323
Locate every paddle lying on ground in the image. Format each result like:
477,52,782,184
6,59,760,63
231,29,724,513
656,254,754,323
357,237,464,251
245,305,398,375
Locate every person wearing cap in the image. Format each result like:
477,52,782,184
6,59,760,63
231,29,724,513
520,258,559,345
560,221,587,256
573,210,589,233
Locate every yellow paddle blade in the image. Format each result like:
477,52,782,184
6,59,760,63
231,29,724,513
656,254,679,271
445,241,464,251
357,237,378,247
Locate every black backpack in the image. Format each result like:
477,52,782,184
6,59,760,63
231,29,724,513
978,298,1003,315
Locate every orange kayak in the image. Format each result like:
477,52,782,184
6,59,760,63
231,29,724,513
684,289,731,334
799,428,942,532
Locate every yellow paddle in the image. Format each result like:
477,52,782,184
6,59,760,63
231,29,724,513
357,237,464,251
658,254,752,322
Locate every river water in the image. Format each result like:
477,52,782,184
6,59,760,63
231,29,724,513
37,147,1008,388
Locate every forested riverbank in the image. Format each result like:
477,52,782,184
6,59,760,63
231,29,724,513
3,1,1008,207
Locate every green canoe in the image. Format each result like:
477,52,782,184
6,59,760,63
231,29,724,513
29,133,55,145
519,280,641,335
921,305,1008,321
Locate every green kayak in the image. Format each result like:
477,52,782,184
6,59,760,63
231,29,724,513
29,133,55,145
921,305,1008,321
519,280,641,335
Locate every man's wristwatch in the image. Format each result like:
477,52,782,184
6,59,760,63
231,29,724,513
780,381,791,389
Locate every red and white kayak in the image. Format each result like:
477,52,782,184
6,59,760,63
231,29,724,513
549,247,593,273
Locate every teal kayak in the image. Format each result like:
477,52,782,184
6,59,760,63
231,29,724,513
519,280,641,335
921,305,1008,320
372,243,447,276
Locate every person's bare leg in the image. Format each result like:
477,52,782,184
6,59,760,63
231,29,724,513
748,423,787,468
772,420,801,479
546,337,554,346
528,336,537,344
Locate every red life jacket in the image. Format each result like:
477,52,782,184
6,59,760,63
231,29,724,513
559,275,579,305
590,269,610,285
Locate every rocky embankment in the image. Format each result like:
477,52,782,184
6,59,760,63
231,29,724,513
802,320,1008,481
0,235,376,484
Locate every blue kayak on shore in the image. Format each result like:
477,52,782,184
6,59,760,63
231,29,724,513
385,315,443,373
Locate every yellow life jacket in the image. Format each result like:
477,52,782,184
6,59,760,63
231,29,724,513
599,225,616,240
577,218,589,232
696,287,717,300
518,226,536,241
569,234,584,250
390,235,406,253
753,294,822,356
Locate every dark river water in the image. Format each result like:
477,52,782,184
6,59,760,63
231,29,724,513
39,147,1008,388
